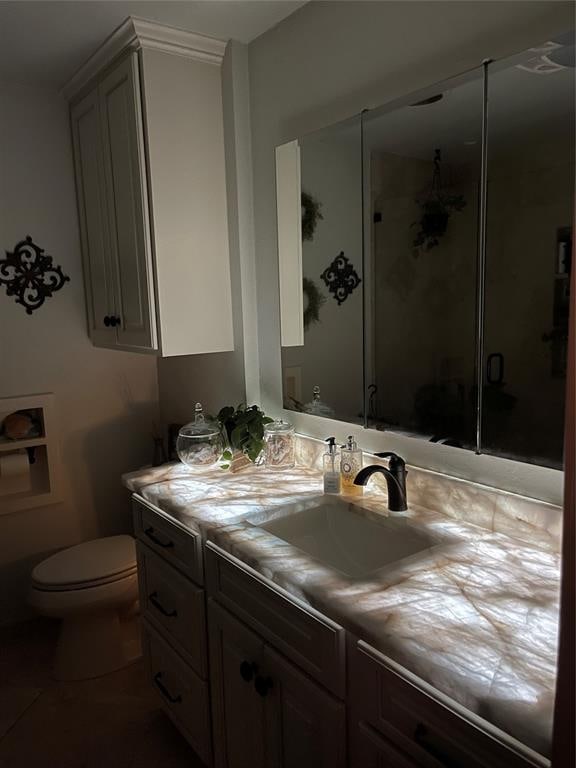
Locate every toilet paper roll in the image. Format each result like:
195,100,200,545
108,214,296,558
0,452,31,496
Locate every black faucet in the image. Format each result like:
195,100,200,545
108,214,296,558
354,452,408,511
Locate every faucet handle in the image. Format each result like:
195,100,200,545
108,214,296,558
374,452,407,474
375,451,404,463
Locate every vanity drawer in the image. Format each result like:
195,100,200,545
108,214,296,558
137,542,207,678
143,620,212,765
133,496,203,585
349,640,544,768
205,542,345,697
354,721,422,768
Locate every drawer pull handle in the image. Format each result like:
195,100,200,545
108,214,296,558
149,592,178,618
240,661,258,682
154,672,182,704
414,723,461,768
254,675,273,697
144,527,174,549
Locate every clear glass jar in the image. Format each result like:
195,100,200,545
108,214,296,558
264,419,295,470
176,403,225,470
303,385,335,418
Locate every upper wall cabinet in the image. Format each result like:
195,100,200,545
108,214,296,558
67,18,234,356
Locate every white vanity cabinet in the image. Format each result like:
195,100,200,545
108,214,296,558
133,496,212,763
132,494,546,768
68,18,234,355
208,588,346,768
205,543,347,768
348,640,546,768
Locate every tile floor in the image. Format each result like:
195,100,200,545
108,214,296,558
0,619,203,768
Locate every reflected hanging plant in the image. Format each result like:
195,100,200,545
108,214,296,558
412,149,466,252
301,191,323,242
303,277,326,331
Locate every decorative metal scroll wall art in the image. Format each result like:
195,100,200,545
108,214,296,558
320,251,361,305
0,236,70,314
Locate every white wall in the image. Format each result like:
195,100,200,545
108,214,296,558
0,81,159,623
247,0,573,500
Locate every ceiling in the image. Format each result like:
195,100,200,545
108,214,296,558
362,37,575,164
0,0,306,87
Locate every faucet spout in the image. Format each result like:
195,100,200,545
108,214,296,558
354,455,408,512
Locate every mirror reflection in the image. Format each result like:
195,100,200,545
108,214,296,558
281,116,364,424
279,35,574,469
363,72,483,449
483,40,574,468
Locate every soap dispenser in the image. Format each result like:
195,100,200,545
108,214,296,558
323,437,341,495
341,436,363,495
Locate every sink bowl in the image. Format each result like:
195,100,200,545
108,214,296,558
247,498,436,578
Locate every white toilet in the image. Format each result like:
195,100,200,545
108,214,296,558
29,535,141,681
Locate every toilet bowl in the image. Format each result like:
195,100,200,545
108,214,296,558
29,535,141,681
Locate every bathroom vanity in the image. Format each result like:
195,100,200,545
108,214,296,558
125,440,560,768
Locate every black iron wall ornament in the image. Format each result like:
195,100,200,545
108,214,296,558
0,236,70,314
320,251,361,305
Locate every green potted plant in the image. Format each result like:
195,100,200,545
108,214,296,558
217,404,273,470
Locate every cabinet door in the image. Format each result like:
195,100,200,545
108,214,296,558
70,88,115,345
99,52,157,350
353,722,421,768
263,646,346,768
209,601,267,768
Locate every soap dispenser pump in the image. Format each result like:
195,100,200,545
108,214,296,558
341,436,363,495
323,437,341,495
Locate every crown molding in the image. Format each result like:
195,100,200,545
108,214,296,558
62,16,227,101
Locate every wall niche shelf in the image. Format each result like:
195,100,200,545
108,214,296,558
0,393,61,514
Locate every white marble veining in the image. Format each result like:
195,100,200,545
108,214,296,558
124,439,561,758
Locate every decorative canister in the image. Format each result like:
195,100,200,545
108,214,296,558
176,403,225,470
263,419,295,470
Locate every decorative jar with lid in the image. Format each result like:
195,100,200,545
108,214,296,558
176,403,225,470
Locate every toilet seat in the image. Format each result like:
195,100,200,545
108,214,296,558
31,564,138,591
31,535,137,592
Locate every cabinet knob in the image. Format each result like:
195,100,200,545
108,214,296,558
103,315,111,327
240,661,257,683
109,315,121,328
254,675,273,697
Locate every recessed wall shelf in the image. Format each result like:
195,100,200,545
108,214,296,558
0,393,61,515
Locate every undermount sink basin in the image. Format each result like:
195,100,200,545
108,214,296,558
247,498,437,578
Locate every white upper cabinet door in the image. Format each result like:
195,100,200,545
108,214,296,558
98,53,157,351
139,47,234,356
70,88,115,346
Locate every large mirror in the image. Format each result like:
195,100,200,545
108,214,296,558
278,34,574,469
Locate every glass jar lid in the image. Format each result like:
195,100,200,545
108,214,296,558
264,418,294,435
178,403,222,439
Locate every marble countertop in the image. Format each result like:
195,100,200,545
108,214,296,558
124,457,560,759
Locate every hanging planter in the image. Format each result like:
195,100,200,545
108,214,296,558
412,149,466,252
